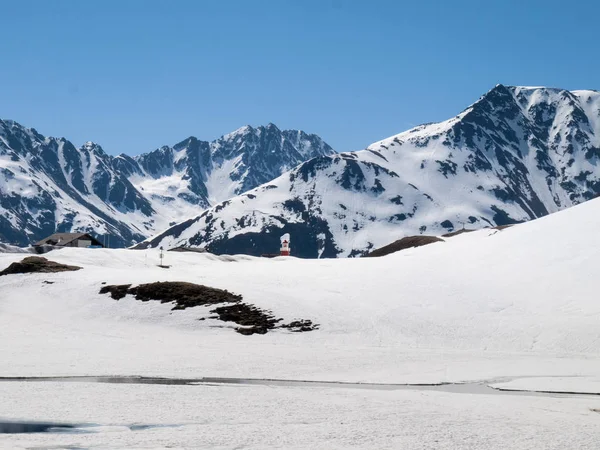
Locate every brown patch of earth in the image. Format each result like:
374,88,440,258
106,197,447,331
281,319,319,332
0,256,81,276
365,235,444,258
442,229,475,238
99,284,132,300
211,303,282,335
130,281,241,309
99,281,318,336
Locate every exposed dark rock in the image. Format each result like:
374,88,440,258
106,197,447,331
440,220,454,230
0,256,81,276
99,281,318,335
280,319,319,333
366,236,444,257
490,205,522,226
211,303,281,335
99,284,132,300
390,195,403,205
123,282,242,309
436,159,458,177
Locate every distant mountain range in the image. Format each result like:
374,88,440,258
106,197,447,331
2,84,600,256
0,122,334,247
135,85,600,257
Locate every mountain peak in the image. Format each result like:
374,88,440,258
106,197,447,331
173,136,202,150
478,83,516,102
264,122,280,131
479,85,568,104
81,141,103,151
221,125,255,141
136,85,600,258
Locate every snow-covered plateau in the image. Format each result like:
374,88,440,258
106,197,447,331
1,196,599,448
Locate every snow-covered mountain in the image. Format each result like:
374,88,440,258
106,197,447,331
137,85,600,257
0,121,334,247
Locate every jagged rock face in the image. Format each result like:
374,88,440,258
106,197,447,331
211,125,334,194
136,85,600,258
131,124,335,208
0,120,334,247
0,121,152,247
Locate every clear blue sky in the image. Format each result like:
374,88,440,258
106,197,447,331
1,0,598,155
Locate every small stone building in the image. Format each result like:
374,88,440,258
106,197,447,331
34,233,104,248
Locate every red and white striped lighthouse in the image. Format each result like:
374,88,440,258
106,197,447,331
280,233,291,256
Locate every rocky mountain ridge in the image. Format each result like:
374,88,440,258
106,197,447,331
0,121,334,247
136,85,600,257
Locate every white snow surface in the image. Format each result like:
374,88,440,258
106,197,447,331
1,197,600,382
2,197,600,448
1,382,599,449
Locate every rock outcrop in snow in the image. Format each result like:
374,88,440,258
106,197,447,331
136,85,600,257
0,121,334,247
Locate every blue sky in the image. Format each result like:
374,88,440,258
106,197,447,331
1,0,598,155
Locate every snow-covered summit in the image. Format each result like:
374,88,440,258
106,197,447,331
0,120,335,247
131,123,334,211
137,85,600,257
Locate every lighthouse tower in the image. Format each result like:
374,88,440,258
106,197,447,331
280,233,291,256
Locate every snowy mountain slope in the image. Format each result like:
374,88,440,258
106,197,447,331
128,124,334,224
0,121,153,247
2,195,600,383
137,85,600,257
0,120,333,247
2,193,600,449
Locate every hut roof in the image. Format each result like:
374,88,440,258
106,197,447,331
34,233,94,247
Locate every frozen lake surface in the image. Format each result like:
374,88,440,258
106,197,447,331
2,374,600,397
1,379,599,449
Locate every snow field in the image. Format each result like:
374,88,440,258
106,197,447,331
1,197,599,384
1,381,599,450
1,194,600,449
